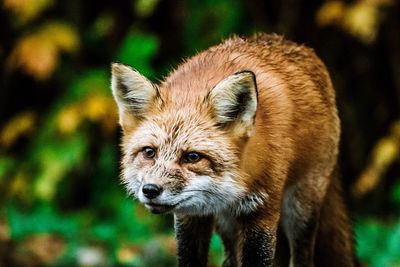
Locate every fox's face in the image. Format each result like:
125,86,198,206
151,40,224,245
111,64,260,215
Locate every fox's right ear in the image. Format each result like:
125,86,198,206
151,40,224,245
111,63,159,130
207,71,258,137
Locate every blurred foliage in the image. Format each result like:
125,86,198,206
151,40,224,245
7,21,79,80
0,0,399,266
3,0,54,24
352,121,400,198
316,0,394,43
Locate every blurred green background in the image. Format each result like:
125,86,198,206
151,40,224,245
0,0,399,266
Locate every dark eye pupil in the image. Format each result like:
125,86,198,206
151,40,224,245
143,147,155,158
186,152,200,163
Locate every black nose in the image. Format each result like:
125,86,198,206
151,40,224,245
142,184,162,199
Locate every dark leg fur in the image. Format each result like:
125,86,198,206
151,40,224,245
216,223,238,267
290,209,319,267
314,174,355,267
241,227,276,267
281,183,320,267
174,215,213,267
274,225,290,267
237,211,278,267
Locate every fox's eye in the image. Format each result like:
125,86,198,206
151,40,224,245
142,147,156,159
183,152,202,163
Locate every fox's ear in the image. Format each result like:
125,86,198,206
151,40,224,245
111,63,159,129
207,71,258,136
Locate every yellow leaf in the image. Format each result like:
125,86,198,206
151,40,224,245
371,136,399,169
117,244,141,264
353,166,380,197
42,22,79,53
84,94,118,133
0,111,36,148
10,170,29,199
3,0,53,24
316,0,346,26
57,94,118,135
343,1,379,43
134,0,160,17
7,22,79,80
7,34,57,80
352,120,400,197
84,94,110,122
35,161,66,200
317,0,394,43
57,105,82,134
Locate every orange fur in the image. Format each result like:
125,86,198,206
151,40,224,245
111,33,355,267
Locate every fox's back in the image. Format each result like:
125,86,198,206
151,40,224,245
163,34,336,109
161,34,339,187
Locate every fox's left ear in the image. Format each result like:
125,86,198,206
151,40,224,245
111,63,159,130
207,71,258,136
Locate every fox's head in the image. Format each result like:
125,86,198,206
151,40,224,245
111,63,262,216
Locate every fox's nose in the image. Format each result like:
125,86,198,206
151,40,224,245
142,184,162,199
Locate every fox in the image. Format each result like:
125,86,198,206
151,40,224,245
111,33,355,267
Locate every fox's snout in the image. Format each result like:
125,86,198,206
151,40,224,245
142,183,163,199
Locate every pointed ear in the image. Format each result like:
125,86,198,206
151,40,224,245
111,63,159,129
207,71,258,136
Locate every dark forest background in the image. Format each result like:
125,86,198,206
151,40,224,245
0,0,399,266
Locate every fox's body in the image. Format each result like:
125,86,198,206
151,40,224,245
111,34,355,267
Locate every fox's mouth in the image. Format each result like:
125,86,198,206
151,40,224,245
143,196,193,214
144,202,175,214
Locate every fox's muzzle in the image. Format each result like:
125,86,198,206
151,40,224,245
142,183,163,199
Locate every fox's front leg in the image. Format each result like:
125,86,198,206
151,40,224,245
237,210,280,267
281,178,326,267
174,214,213,267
